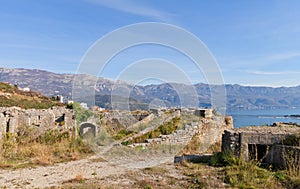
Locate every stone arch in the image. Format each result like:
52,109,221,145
79,122,96,137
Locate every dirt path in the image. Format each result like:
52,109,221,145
0,155,123,188
0,146,176,188
0,111,228,188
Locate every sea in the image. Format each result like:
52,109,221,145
227,108,300,128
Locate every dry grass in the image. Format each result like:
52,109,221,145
128,117,181,144
180,134,202,155
179,162,228,188
89,157,107,163
60,161,228,189
206,141,222,154
63,173,86,184
224,160,284,189
0,128,93,168
208,151,284,189
0,82,61,109
143,166,169,175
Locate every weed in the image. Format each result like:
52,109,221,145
282,134,300,146
127,117,180,144
63,174,85,184
136,180,154,189
113,129,134,140
277,146,300,188
223,157,283,188
0,128,93,168
89,157,107,163
143,167,168,175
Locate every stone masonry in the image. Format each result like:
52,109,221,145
131,115,233,154
0,106,75,138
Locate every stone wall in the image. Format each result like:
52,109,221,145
0,106,75,138
222,126,300,167
79,116,101,137
197,116,233,152
101,111,147,130
128,113,156,130
194,109,213,118
266,145,300,168
145,122,201,145
222,130,241,157
137,115,233,154
222,129,291,160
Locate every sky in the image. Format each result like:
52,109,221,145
1,0,300,87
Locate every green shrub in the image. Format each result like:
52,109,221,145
73,102,94,124
36,129,70,145
1,133,18,159
210,151,236,166
113,129,134,140
128,117,180,144
223,156,283,188
282,134,300,146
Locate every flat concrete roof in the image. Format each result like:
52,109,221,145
227,125,300,135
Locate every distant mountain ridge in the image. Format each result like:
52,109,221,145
1,67,300,110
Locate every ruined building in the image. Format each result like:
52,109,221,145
0,106,76,138
222,125,300,167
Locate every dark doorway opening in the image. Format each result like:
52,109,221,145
6,119,10,133
248,144,270,162
79,123,96,138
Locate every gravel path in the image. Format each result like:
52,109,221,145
0,155,125,188
0,147,175,188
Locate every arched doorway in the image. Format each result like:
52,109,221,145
79,122,96,137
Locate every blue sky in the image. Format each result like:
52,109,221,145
1,0,300,87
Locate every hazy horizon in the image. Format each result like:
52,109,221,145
2,66,300,88
1,1,300,87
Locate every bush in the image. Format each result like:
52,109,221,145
72,102,94,124
218,153,284,188
210,150,237,166
113,129,134,140
282,134,300,146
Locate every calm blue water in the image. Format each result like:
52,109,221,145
228,108,300,128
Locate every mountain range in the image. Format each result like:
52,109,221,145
1,67,300,111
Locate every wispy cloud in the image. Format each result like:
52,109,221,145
266,51,300,61
86,0,173,22
245,51,300,65
220,50,300,70
246,70,300,75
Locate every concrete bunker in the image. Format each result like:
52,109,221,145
79,122,96,137
248,144,270,163
222,125,300,167
194,109,213,118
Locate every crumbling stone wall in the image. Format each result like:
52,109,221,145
0,106,75,138
101,111,146,130
194,109,213,118
133,115,233,153
144,122,201,145
128,114,156,130
266,145,300,168
79,116,101,137
222,126,300,167
222,130,241,157
222,129,289,160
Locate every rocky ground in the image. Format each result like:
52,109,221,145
0,145,228,188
